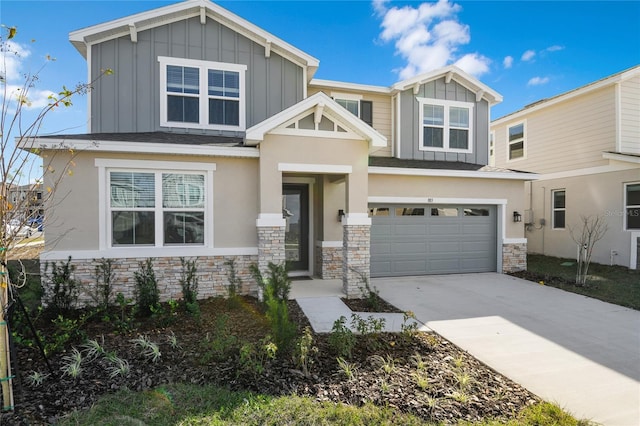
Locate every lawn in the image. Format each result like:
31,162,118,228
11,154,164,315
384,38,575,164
515,254,640,310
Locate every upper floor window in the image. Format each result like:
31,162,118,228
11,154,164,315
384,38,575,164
332,92,373,126
626,182,640,230
159,57,246,131
508,122,525,160
552,189,566,229
417,98,473,153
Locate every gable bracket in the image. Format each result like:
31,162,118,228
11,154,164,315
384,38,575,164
413,82,421,95
314,102,325,125
445,71,454,84
475,90,484,102
265,39,272,58
200,6,207,25
129,24,138,43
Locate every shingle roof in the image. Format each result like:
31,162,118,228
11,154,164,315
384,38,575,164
36,132,245,146
368,156,527,173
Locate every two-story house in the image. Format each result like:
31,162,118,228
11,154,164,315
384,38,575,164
491,66,640,270
27,0,534,301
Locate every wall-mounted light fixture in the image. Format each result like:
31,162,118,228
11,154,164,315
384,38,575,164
338,209,345,222
513,211,522,223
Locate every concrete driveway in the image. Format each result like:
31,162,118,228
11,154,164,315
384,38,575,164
372,273,640,426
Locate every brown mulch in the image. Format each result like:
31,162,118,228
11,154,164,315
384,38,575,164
2,292,539,425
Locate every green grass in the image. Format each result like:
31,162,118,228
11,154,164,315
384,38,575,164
527,254,640,310
59,384,587,426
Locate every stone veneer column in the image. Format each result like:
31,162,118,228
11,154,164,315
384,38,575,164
502,241,527,272
256,214,286,275
342,214,371,298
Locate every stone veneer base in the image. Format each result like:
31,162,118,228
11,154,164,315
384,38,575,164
502,242,527,273
342,224,371,298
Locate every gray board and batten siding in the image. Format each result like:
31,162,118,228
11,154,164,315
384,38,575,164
90,16,305,136
399,77,489,165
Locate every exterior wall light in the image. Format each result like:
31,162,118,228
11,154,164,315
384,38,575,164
513,211,522,223
338,209,345,222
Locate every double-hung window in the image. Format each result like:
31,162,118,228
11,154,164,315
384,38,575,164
552,189,566,229
625,182,640,230
508,122,525,160
159,57,246,131
418,98,473,153
333,93,373,126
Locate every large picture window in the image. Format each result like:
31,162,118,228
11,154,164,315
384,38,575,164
109,170,206,247
626,182,640,230
418,98,473,153
159,57,246,131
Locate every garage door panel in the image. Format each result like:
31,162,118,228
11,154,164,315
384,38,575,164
371,204,497,277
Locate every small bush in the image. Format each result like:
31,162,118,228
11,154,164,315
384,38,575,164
293,326,318,378
224,258,242,307
328,316,356,359
90,258,116,312
134,258,159,317
44,256,79,315
200,314,238,363
179,257,199,306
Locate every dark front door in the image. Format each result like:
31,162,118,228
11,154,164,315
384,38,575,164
283,184,309,272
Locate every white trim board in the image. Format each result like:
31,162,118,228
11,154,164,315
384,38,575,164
369,196,507,206
535,163,639,181
279,163,352,174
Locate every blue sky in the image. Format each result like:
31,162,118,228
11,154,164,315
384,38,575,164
2,0,639,137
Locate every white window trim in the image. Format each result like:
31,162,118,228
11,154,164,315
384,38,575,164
624,181,640,231
506,120,527,162
417,97,474,154
489,130,495,166
95,159,216,254
332,92,363,117
158,56,247,131
551,189,566,230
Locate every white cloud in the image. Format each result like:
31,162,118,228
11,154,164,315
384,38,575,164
545,45,564,52
1,40,32,82
375,0,490,78
527,76,550,86
503,56,514,69
521,50,536,62
4,84,56,109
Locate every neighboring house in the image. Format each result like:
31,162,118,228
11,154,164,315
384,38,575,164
491,66,640,269
7,183,44,220
26,0,534,302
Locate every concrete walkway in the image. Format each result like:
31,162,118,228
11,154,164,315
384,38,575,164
291,278,428,333
372,273,640,426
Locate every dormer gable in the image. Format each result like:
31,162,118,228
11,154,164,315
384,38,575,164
245,92,387,147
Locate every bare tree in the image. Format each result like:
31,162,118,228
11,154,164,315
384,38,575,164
569,215,608,286
0,26,111,410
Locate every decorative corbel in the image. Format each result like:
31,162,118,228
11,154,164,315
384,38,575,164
475,90,485,102
445,71,453,84
314,102,325,125
264,40,272,58
129,24,138,43
413,82,421,95
200,6,207,25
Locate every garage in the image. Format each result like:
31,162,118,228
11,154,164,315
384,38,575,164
370,205,497,277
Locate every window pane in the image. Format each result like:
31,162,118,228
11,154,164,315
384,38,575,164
112,211,155,245
336,99,359,116
423,127,443,148
509,141,524,159
208,70,240,98
167,66,199,94
627,208,640,229
164,212,204,244
168,95,199,123
554,210,566,229
396,208,425,216
423,104,444,126
450,107,469,128
431,208,458,217
627,184,640,206
509,124,524,141
110,172,154,208
369,207,390,216
553,190,566,209
449,129,468,149
163,174,205,208
464,208,490,216
209,99,239,126
361,100,373,126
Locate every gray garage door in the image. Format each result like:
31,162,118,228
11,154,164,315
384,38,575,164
370,205,497,277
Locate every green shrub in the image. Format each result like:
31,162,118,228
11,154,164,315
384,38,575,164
90,258,116,312
328,315,356,359
224,258,242,307
44,256,79,315
200,314,238,364
179,257,199,305
134,258,159,317
293,326,318,378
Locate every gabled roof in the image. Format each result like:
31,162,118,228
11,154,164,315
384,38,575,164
493,64,640,124
69,0,319,79
392,65,503,105
245,92,387,147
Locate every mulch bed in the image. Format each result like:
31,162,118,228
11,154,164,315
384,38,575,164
2,296,538,425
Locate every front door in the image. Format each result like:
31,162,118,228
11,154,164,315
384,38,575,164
283,184,309,272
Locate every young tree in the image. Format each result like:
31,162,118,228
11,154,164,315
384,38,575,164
0,26,111,411
569,215,608,286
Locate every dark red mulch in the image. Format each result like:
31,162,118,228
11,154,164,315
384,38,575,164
2,296,538,425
